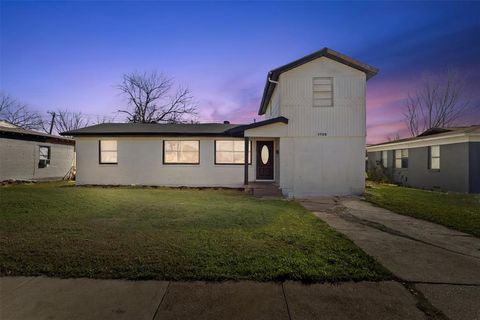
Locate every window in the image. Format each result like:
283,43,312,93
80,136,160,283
99,140,117,164
215,140,252,164
163,140,199,164
38,146,51,168
429,145,440,170
395,149,408,169
381,151,388,168
313,77,333,107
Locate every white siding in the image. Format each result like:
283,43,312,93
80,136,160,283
265,87,280,119
75,137,255,187
280,57,366,137
279,137,365,197
0,138,75,181
273,56,367,197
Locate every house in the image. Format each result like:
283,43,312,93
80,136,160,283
61,48,378,197
366,126,480,193
0,121,75,181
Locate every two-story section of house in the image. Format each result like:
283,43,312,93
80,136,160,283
250,48,378,196
62,48,378,197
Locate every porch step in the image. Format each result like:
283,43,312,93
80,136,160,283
245,182,283,198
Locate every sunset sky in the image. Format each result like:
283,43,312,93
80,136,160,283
1,1,479,144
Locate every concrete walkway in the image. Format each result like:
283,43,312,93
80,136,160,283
1,277,425,320
300,197,480,320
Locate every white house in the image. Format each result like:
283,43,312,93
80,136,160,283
0,121,75,181
61,48,378,197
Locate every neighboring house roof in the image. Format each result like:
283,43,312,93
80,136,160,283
59,117,289,137
367,125,480,151
0,124,74,145
0,120,19,128
258,47,379,115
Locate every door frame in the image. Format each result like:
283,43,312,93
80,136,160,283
255,140,275,181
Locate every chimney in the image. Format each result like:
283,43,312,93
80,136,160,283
223,120,230,124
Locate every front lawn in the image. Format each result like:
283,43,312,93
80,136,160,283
0,182,389,282
365,182,480,237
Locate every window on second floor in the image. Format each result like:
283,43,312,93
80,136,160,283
38,146,51,168
313,77,333,107
395,149,408,169
429,145,440,170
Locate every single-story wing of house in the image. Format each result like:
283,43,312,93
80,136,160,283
0,120,75,181
61,47,378,198
367,125,480,193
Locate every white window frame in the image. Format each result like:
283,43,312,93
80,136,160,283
381,150,388,168
312,77,333,107
395,149,408,169
99,140,118,164
214,140,252,165
429,145,440,170
38,146,51,168
163,140,200,165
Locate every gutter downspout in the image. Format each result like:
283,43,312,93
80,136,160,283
268,76,279,85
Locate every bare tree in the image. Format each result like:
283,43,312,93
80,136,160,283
404,69,472,136
52,109,89,134
118,72,197,123
0,93,43,130
94,115,115,124
387,133,401,142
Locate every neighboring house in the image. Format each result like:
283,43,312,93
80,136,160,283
367,126,480,193
61,48,378,197
0,121,75,181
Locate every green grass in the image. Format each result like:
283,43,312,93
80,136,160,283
365,182,480,237
0,182,389,282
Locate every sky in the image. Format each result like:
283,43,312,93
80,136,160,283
1,1,479,144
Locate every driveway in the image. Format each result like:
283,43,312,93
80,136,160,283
300,197,480,320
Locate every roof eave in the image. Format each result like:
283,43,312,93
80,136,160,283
258,48,379,115
61,132,240,137
228,116,288,135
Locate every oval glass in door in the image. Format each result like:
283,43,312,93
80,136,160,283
261,145,269,164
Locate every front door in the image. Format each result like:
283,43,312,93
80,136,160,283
256,141,274,180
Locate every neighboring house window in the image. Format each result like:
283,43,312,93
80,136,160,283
99,140,117,164
395,149,408,169
381,151,388,168
429,145,440,170
313,77,333,107
163,140,200,164
215,140,252,164
38,146,51,168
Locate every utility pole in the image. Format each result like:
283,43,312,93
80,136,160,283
48,112,56,134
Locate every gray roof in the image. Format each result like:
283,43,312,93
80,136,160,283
60,122,242,137
0,123,73,143
60,117,290,137
258,47,379,115
1,125,53,138
370,125,480,147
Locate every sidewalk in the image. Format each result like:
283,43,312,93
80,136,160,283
300,197,480,320
1,277,424,320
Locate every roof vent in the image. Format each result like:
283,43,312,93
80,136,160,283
223,121,230,124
